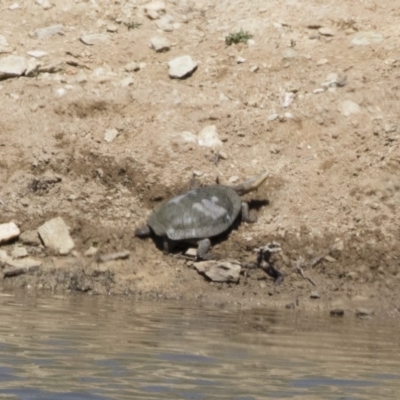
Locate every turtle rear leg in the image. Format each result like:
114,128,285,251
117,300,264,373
196,238,212,260
241,202,257,223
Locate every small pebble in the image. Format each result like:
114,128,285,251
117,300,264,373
218,151,228,160
330,309,345,317
185,248,197,257
310,291,320,299
318,27,335,36
124,62,140,72
104,128,119,143
355,308,374,317
228,176,239,183
84,246,98,257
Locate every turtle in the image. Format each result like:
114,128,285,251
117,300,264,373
134,170,269,260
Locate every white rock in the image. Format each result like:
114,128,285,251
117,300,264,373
104,128,119,142
198,125,222,149
150,36,171,52
76,70,87,83
11,246,28,259
0,35,12,54
284,112,294,119
318,27,335,36
35,0,52,9
120,76,134,87
185,248,197,257
281,91,295,108
84,246,98,257
229,176,239,183
9,3,19,10
247,39,256,46
156,15,175,31
146,9,160,19
55,88,66,97
27,50,48,58
316,58,329,66
25,58,40,77
219,150,228,159
80,34,110,46
268,113,279,121
0,55,27,79
194,261,241,283
339,100,360,116
236,57,246,63
282,49,297,59
33,24,63,39
124,62,140,72
5,257,42,270
0,250,7,261
106,24,118,33
38,217,74,255
351,31,383,46
323,73,347,88
0,222,20,244
145,1,166,13
168,55,197,79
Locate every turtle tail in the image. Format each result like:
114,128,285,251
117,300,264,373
134,225,151,238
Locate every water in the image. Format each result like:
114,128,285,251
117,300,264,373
0,292,399,399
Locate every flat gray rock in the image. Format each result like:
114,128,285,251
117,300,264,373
156,15,174,31
19,230,41,246
27,50,48,58
11,246,28,259
168,55,197,79
197,125,222,148
339,100,360,117
0,222,20,244
38,217,74,255
80,34,110,46
33,24,64,39
351,31,383,46
195,261,241,283
150,36,171,52
0,55,27,79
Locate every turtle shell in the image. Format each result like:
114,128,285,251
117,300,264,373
147,185,242,241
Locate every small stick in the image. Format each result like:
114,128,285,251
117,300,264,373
293,257,317,286
97,251,130,263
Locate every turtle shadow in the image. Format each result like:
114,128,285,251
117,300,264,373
247,199,270,211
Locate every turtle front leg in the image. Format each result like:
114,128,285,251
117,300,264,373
196,238,211,260
241,202,257,223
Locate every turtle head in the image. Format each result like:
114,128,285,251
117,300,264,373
231,170,269,195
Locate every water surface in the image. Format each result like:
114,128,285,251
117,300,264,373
0,292,399,399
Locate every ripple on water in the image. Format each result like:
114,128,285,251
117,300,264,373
0,293,399,399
